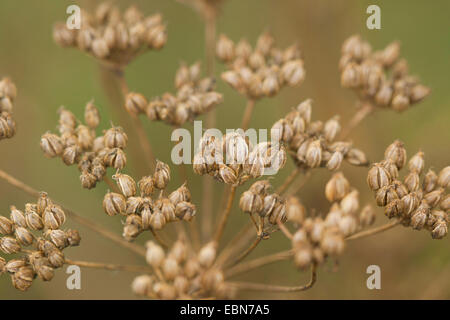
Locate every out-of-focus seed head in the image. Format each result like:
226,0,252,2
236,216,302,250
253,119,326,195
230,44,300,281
340,190,360,215
0,216,14,235
346,148,369,166
359,205,376,227
325,172,350,202
216,34,235,62
132,275,153,296
305,139,322,168
66,229,81,246
80,171,97,189
125,92,147,116
437,166,450,189
145,241,165,267
198,242,217,268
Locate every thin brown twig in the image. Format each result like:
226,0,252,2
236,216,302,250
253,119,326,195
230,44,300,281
276,167,301,194
228,263,317,292
65,259,152,273
277,221,293,239
215,221,254,267
340,102,375,140
213,186,237,244
346,220,401,241
0,169,146,257
229,236,262,267
241,99,256,131
225,250,294,278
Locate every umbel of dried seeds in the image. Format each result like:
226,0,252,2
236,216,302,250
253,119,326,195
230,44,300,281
272,99,368,171
0,77,17,141
40,101,129,189
217,32,305,100
367,140,449,239
0,192,81,291
287,172,375,270
53,3,167,67
132,237,235,299
125,62,223,125
339,35,430,112
193,130,287,186
103,160,196,240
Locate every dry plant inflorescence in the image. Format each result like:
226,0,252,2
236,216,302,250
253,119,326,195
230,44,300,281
0,78,17,141
0,2,446,300
125,62,223,126
0,193,80,291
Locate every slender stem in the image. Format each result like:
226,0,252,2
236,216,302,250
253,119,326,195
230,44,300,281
241,99,256,131
150,228,168,249
229,237,262,267
276,167,301,195
213,185,237,244
340,102,374,140
228,263,317,292
65,259,151,273
104,176,120,193
346,220,401,241
277,221,293,239
0,169,146,257
225,250,293,278
113,68,156,171
214,221,254,267
201,12,217,244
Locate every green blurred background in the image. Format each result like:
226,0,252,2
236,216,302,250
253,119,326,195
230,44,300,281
0,0,449,299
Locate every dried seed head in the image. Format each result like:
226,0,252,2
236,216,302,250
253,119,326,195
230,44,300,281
0,257,6,274
0,216,14,235
423,169,438,193
324,116,341,142
239,191,263,215
431,222,448,240
218,164,238,185
132,275,153,296
384,140,407,170
10,206,27,228
80,171,97,189
408,151,425,174
216,34,235,62
325,172,350,202
424,188,444,208
145,241,165,267
125,92,147,115
123,214,143,241
114,173,137,197
175,201,196,221
294,248,312,270
198,242,217,268
327,151,344,171
367,164,391,191
401,192,420,217
66,229,81,246
104,148,127,169
14,227,34,246
384,199,404,218
104,126,128,149
149,209,166,230
346,148,368,166
404,171,420,192
43,204,66,229
0,236,21,254
62,145,81,166
281,59,305,87
359,205,376,227
46,229,68,249
103,192,126,216
154,161,171,189
12,266,34,291
40,133,64,158
47,249,65,268
305,139,322,168
437,166,450,188
340,190,360,215
162,257,180,281
440,194,450,211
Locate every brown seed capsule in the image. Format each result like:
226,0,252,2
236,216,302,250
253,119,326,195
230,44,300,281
47,249,65,268
43,204,66,230
66,229,81,246
341,63,361,88
132,275,153,296
104,148,127,169
154,161,171,189
437,166,450,188
340,190,359,215
325,172,350,202
359,205,376,227
281,59,305,87
161,199,176,222
411,210,427,230
431,222,447,240
408,151,425,174
384,199,404,218
5,259,26,273
47,229,68,249
57,108,77,131
268,201,286,225
198,242,217,268
375,186,392,207
440,194,450,211
12,266,35,291
175,202,196,221
125,92,147,116
401,192,420,217
40,133,64,158
76,125,94,150
218,164,238,185
14,227,34,246
0,216,14,235
37,192,51,215
10,206,27,228
305,140,322,168
104,126,128,149
346,148,368,166
162,257,180,281
35,262,54,282
424,188,444,208
150,209,166,230
0,236,21,254
62,145,81,166
381,159,399,179
367,164,391,191
404,171,420,192
145,241,165,267
114,173,137,197
138,175,154,197
216,34,235,62
123,214,142,241
384,140,407,170
423,169,438,193
327,151,344,171
294,247,312,270
239,191,263,215
80,171,97,189
323,116,341,142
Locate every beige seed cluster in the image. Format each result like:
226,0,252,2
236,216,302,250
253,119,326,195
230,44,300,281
289,173,375,270
240,180,287,232
125,62,223,125
367,141,449,239
340,35,430,112
193,130,287,186
103,161,196,240
0,77,17,141
272,99,368,171
0,192,80,291
132,239,235,299
217,32,305,99
53,3,167,67
40,101,129,189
